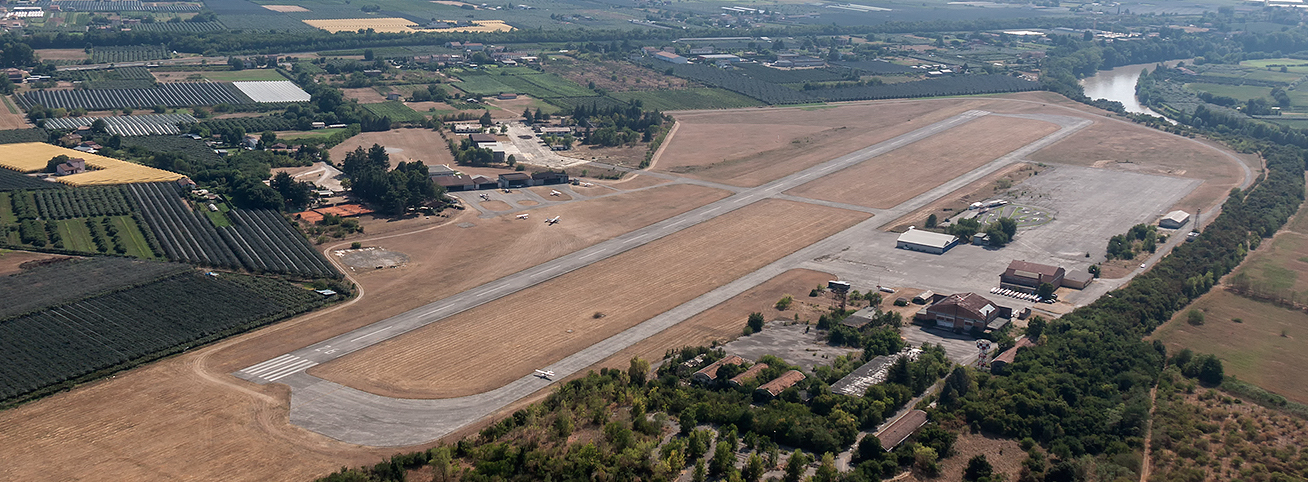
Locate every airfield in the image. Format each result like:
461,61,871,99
0,93,1257,481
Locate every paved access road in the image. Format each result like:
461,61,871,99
236,110,1097,446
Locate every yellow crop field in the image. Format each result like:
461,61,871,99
0,142,184,186
303,18,419,33
424,20,514,32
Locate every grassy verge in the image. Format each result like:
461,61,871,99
110,215,155,258
54,219,96,252
2,96,18,114
0,193,14,223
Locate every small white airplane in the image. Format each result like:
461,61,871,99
534,369,555,380
516,213,529,219
550,190,561,196
545,216,560,225
479,193,489,201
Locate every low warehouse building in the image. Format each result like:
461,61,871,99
1000,260,1065,294
692,355,744,385
1159,210,1190,229
1062,270,1094,289
876,410,929,451
756,370,806,399
895,228,959,254
498,172,531,188
728,363,768,387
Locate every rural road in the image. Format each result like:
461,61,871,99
236,110,1095,446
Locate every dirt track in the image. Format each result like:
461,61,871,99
310,199,868,398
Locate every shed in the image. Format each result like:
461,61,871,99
876,410,929,451
471,175,498,190
756,370,806,399
434,174,475,191
839,306,879,328
1062,270,1093,289
896,228,958,254
1160,210,1190,229
692,355,744,385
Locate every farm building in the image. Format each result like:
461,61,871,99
876,410,928,451
1159,210,1190,229
990,337,1035,375
497,93,518,100
895,228,958,254
728,363,768,387
530,171,569,186
452,123,481,134
55,158,86,176
1000,260,1065,294
498,172,531,188
698,54,743,65
693,355,744,385
652,51,689,64
756,370,806,399
916,292,1011,332
839,306,879,328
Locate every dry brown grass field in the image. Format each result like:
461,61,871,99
0,251,68,275
341,87,390,104
0,97,30,130
310,199,869,397
327,128,456,168
33,49,90,61
588,268,835,373
783,115,1058,209
654,100,983,186
1151,290,1308,404
263,4,310,11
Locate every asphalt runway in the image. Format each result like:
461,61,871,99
235,110,1101,446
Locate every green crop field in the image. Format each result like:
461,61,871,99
1241,58,1308,73
452,75,517,96
112,215,155,258
362,101,426,122
609,88,764,111
0,193,14,224
201,69,290,82
499,73,596,98
1185,82,1273,102
277,127,349,142
54,219,96,252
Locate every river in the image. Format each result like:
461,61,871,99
1080,60,1183,117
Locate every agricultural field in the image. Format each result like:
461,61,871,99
232,81,312,103
810,74,1042,102
303,17,418,33
609,88,764,111
0,142,184,186
450,74,518,97
495,72,597,98
0,268,331,406
17,82,252,110
125,182,339,278
656,62,818,105
784,115,1059,209
543,56,689,92
42,113,199,136
310,199,869,398
0,97,29,130
423,19,513,32
361,100,426,122
90,44,171,64
0,257,189,320
131,21,226,32
0,168,58,191
26,186,135,219
198,69,290,82
1184,82,1273,102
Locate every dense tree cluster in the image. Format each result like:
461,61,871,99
570,104,670,147
341,144,445,215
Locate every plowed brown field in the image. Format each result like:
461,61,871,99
783,115,1058,209
310,199,869,398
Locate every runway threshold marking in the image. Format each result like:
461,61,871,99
239,355,319,382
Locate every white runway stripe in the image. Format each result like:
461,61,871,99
241,354,295,373
242,355,303,376
261,360,319,381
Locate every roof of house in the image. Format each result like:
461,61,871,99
896,228,957,249
757,370,806,396
993,337,1036,365
1003,260,1064,283
499,172,531,181
653,51,683,59
694,355,744,380
876,410,929,451
729,363,769,386
927,292,998,321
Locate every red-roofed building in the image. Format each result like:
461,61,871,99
692,355,743,385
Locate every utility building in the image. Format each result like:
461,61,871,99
1000,260,1065,294
895,228,959,254
1160,210,1190,229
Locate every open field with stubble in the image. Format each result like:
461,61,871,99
309,199,869,398
783,115,1059,209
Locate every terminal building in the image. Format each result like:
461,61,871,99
895,228,959,254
